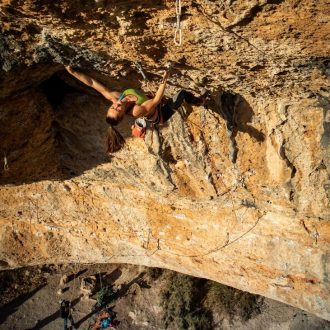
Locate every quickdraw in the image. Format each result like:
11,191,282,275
134,61,148,81
174,0,182,46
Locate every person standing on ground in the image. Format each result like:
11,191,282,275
60,300,76,330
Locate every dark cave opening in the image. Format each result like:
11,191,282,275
0,71,115,185
40,73,76,109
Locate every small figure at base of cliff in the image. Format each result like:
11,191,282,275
89,309,119,330
60,300,77,330
65,66,208,153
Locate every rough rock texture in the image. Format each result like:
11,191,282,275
0,0,329,320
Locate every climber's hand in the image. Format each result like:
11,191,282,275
65,66,74,74
161,70,170,83
164,61,174,70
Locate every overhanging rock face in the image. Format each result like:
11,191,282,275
0,0,329,320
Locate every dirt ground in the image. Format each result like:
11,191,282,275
0,264,329,330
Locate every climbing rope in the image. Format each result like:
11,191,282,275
133,61,155,95
98,265,103,291
70,261,78,303
174,0,182,46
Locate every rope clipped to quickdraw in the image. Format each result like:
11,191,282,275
134,62,148,81
134,61,155,96
174,0,182,46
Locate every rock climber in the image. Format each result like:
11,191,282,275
60,300,77,330
65,66,207,153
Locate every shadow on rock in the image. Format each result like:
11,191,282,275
75,272,147,328
0,284,46,325
208,89,265,163
0,71,114,185
27,295,82,330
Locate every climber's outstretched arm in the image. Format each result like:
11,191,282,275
65,66,120,102
153,70,170,105
140,70,170,113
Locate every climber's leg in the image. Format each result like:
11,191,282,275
160,103,176,123
68,315,76,330
168,90,203,109
161,89,210,123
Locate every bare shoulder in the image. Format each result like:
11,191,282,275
132,104,149,117
102,90,121,102
141,96,160,111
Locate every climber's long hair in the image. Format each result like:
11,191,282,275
106,125,125,153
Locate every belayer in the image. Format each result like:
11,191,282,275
60,300,77,330
65,65,208,153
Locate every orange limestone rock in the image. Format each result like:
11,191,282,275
0,0,329,321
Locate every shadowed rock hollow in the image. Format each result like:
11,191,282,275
0,0,329,321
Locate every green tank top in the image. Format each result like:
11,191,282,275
121,89,149,105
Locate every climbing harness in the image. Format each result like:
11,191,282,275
174,0,182,46
131,61,158,144
131,61,175,145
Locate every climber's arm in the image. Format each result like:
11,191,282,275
65,66,120,102
139,70,170,113
153,70,170,105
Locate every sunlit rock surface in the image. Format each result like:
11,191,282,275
0,0,329,320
